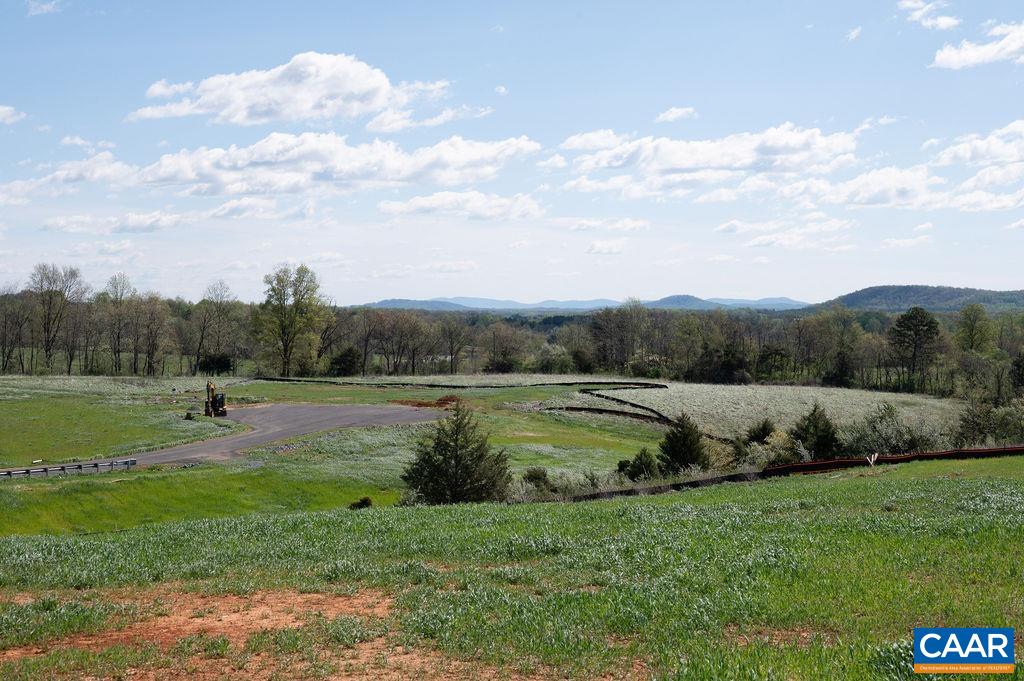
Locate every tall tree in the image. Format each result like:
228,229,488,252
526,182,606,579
255,264,327,377
955,303,994,353
887,306,941,391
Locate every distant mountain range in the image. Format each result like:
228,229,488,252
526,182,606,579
365,295,810,312
365,286,1024,313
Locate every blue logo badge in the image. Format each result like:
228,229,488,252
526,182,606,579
914,628,1015,674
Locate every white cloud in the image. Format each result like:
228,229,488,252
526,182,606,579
847,26,862,41
586,239,627,255
365,105,492,133
378,191,543,220
1006,218,1024,230
0,152,137,205
914,221,935,231
145,79,195,98
371,260,479,278
555,217,650,232
654,106,698,123
26,0,58,16
742,217,855,251
495,85,508,96
128,52,473,131
560,129,632,151
135,132,540,195
715,219,786,234
43,210,187,235
41,198,289,235
537,154,568,170
0,106,26,125
934,119,1024,166
882,234,933,248
898,0,961,31
561,122,856,200
207,197,281,220
958,162,1024,192
1,133,541,204
60,135,116,153
932,22,1024,68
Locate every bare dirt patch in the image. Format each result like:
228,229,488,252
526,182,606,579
0,589,393,661
724,623,837,648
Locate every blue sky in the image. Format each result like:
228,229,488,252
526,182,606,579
1,1,1022,304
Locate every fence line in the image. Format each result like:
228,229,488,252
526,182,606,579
1,459,137,481
568,445,1024,502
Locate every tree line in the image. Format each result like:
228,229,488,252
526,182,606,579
3,262,1024,404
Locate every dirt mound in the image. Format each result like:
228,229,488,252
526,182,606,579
390,394,460,409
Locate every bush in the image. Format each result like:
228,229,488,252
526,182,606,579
745,418,776,445
533,344,574,374
328,346,362,377
955,399,1024,446
197,353,233,375
401,399,511,504
789,403,841,460
842,403,938,456
523,467,555,493
658,411,709,474
620,447,660,481
736,430,800,469
348,496,372,510
571,348,594,374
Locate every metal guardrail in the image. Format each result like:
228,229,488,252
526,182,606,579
1,459,137,480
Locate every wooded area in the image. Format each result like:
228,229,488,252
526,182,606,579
3,262,1024,405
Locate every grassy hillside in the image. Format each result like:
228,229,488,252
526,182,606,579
0,456,1021,679
0,376,969,536
0,377,245,468
589,382,963,439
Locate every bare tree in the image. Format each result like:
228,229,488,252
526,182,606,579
439,313,472,374
28,263,88,370
0,284,31,374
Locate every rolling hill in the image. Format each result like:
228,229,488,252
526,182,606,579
824,285,1024,313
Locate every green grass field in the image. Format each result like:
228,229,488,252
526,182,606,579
1,456,1021,679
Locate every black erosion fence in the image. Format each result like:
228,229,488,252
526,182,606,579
569,445,1024,502
1,459,137,481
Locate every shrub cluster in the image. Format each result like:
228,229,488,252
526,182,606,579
618,411,709,481
955,399,1024,446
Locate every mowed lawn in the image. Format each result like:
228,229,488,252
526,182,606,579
0,456,1021,679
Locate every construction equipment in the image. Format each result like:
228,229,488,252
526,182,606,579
204,381,228,417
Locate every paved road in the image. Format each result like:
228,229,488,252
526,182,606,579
7,403,441,471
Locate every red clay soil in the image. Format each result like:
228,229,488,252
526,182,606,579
0,589,575,680
1,589,393,661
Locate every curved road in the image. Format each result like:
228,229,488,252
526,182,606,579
11,403,441,471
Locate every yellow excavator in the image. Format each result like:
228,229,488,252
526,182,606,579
204,381,228,417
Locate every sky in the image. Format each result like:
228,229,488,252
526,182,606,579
1,1,1023,305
